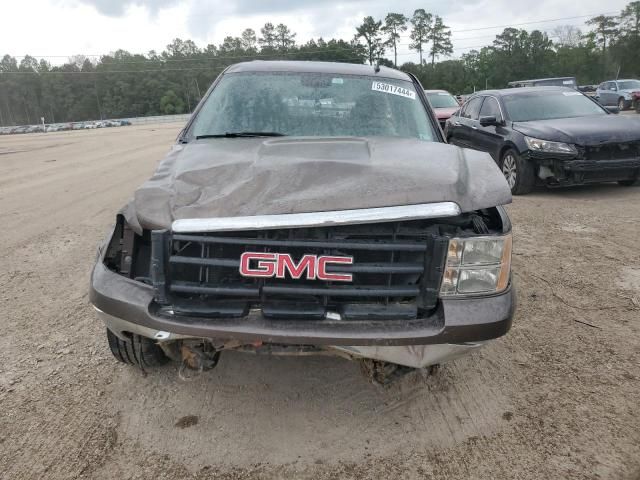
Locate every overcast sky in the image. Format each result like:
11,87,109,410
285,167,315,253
2,0,631,64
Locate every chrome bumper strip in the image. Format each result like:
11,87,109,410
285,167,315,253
171,202,462,233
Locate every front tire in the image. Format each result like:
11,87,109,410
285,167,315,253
618,97,627,111
106,329,169,368
500,148,535,195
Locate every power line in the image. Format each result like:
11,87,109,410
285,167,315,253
0,30,570,70
7,10,616,62
449,11,618,33
0,66,227,75
0,10,619,73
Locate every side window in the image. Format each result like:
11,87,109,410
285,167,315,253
461,97,483,120
608,82,617,91
479,97,501,120
459,102,469,118
598,83,606,90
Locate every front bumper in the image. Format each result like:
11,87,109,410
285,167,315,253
90,248,515,347
562,158,640,172
529,152,640,184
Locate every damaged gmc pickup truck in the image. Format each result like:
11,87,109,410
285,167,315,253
90,61,515,383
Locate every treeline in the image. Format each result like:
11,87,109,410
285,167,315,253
0,2,638,126
0,35,367,126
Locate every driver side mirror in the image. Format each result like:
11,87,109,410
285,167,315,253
479,115,501,127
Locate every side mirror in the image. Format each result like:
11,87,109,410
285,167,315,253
479,115,500,127
605,106,620,114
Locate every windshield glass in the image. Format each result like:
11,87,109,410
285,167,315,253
618,80,640,90
190,72,436,141
426,92,459,108
503,91,606,122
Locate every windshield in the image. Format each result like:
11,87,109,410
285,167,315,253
618,80,640,90
190,72,436,141
503,91,606,122
426,92,459,108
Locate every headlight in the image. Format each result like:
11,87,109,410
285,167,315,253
440,234,512,297
524,136,577,155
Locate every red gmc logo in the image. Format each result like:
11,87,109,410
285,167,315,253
239,252,353,282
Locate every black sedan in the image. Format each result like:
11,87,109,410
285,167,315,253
445,87,640,194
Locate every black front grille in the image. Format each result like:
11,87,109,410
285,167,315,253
151,221,448,321
583,141,640,161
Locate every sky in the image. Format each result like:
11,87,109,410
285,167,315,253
1,0,632,65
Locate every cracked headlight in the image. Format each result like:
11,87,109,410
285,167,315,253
524,136,577,155
440,234,512,296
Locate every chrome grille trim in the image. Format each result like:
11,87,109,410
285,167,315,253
172,202,462,233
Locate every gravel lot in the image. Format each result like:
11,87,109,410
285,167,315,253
1,123,639,480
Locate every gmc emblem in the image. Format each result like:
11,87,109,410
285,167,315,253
239,252,353,282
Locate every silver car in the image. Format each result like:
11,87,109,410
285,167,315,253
596,79,640,110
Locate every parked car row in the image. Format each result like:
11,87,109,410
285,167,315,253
0,119,132,135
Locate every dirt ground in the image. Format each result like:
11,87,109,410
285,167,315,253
1,124,639,480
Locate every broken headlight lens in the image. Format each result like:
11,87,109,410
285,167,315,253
440,234,512,297
524,136,577,155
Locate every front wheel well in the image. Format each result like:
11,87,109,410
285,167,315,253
498,143,524,164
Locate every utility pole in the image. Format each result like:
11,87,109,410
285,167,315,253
94,77,103,120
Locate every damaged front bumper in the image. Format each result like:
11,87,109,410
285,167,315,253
90,241,515,368
530,151,640,185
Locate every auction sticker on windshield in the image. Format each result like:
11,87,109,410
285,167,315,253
372,82,416,100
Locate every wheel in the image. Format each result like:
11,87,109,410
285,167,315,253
618,179,639,186
618,97,627,111
106,329,169,368
500,148,535,195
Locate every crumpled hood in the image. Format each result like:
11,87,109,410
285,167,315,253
513,115,640,146
122,136,511,232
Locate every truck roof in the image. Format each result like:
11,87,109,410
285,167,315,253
225,60,411,81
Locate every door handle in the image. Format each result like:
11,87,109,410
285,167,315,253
471,126,478,130
453,122,461,127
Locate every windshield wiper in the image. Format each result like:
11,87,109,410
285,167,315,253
196,132,286,139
